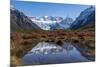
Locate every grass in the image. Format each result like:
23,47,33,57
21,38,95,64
10,56,22,66
10,30,95,65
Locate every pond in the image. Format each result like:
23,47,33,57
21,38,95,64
22,42,90,65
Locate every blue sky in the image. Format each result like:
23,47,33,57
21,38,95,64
11,0,93,20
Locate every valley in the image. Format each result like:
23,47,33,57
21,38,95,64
11,30,95,66
10,5,95,66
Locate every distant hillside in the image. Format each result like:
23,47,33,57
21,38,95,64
10,8,41,32
70,6,95,31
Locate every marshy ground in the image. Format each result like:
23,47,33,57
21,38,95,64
10,30,95,66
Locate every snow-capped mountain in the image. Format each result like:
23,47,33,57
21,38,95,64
30,16,63,30
70,6,95,30
30,16,73,30
50,17,73,30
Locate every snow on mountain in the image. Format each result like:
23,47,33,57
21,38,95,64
30,16,73,30
70,6,95,29
51,17,73,30
10,5,16,10
10,7,41,32
30,16,63,30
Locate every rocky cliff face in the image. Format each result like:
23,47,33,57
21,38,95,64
10,8,41,32
70,6,95,31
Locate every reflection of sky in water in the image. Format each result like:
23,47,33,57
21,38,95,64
22,42,89,65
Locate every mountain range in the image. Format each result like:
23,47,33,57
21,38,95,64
30,16,73,30
10,6,95,31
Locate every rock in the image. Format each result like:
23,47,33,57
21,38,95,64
56,40,63,46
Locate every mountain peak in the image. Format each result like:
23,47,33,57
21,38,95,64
70,6,95,30
30,16,73,30
10,5,16,10
10,7,41,32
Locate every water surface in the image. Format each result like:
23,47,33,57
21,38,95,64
22,42,89,65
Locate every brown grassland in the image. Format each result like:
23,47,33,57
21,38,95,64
10,30,95,66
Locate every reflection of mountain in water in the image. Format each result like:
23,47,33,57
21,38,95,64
22,42,89,65
29,42,63,54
